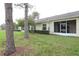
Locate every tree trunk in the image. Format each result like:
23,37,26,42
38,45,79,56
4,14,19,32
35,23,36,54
24,3,29,39
4,3,16,55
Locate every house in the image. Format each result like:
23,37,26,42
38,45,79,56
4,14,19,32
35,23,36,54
35,11,79,36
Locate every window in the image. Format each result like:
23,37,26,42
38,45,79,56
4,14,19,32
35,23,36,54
54,22,60,32
42,24,47,31
67,20,76,33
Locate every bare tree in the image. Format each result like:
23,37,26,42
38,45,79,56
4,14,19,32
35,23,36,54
4,3,16,55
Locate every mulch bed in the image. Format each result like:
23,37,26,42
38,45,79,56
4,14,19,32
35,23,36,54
0,46,33,56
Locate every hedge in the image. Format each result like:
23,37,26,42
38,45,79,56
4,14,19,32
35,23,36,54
29,30,49,34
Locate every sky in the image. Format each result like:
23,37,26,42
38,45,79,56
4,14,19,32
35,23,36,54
0,0,79,25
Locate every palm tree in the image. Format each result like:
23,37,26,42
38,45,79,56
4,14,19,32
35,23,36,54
4,3,16,55
24,3,29,39
15,3,30,39
32,12,39,20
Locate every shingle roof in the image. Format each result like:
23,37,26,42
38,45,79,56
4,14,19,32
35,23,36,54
36,11,79,23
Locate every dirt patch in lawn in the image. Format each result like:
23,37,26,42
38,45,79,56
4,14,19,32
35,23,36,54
0,46,33,56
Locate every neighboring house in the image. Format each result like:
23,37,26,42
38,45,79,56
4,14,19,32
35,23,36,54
35,11,79,36
29,25,35,31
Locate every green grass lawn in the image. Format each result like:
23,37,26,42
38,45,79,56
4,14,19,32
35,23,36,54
0,30,79,56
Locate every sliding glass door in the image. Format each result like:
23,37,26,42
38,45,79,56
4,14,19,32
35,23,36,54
60,22,67,33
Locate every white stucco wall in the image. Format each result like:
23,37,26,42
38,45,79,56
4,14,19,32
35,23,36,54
36,24,42,30
49,21,54,34
76,18,79,36
35,22,50,31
